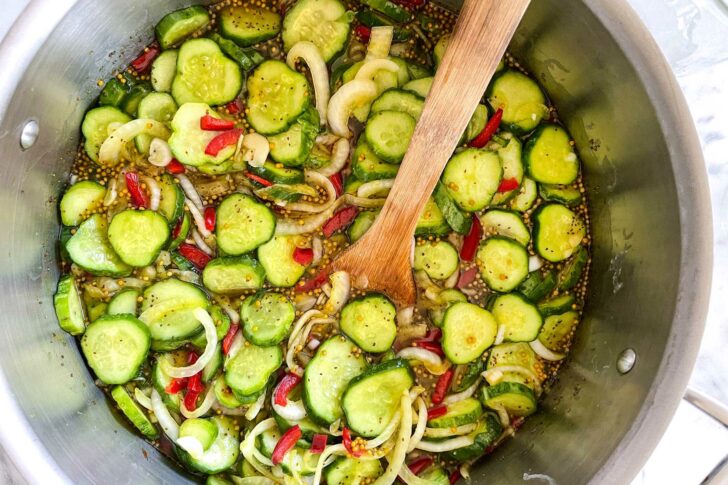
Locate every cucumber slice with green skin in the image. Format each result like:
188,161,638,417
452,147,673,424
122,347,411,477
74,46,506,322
202,256,266,294
120,82,153,117
452,360,484,393
169,212,191,250
169,103,238,166
342,358,414,437
190,306,232,349
342,62,398,116
217,193,276,255
413,240,459,280
66,214,132,277
442,302,498,364
325,456,383,485
135,92,178,153
220,4,281,47
107,288,140,316
247,161,305,185
518,270,557,302
53,275,86,335
282,0,352,62
486,69,548,135
406,61,431,80
180,418,219,451
539,184,583,206
241,292,295,346
364,110,416,164
213,375,243,408
416,198,450,237
60,181,106,226
81,107,132,162
361,0,411,22
247,60,310,135
419,467,450,485
152,353,184,411
175,416,240,474
157,174,185,225
433,181,472,235
428,397,483,429
225,343,282,396
303,336,368,425
480,381,537,417
356,11,412,41
172,38,243,106
434,34,449,68
509,177,537,212
403,77,433,98
257,235,308,287
99,78,129,108
151,49,178,92
201,344,223,383
268,109,320,166
442,148,502,212
255,183,318,204
156,5,211,49
525,124,579,185
490,132,524,205
232,384,268,405
210,33,265,72
340,293,397,353
344,174,363,195
491,293,543,342
110,385,159,439
538,311,579,352
348,210,378,242
141,278,209,342
370,89,425,121
476,237,529,293
479,210,531,246
108,210,170,267
441,413,502,462
533,204,586,262
538,294,577,316
428,288,467,328
81,314,150,385
352,140,400,182
258,428,318,475
87,302,108,322
206,476,233,485
557,246,588,291
486,342,539,388
274,411,322,441
462,104,489,143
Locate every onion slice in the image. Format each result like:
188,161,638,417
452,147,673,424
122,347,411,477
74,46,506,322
148,138,173,167
443,378,481,406
407,397,427,452
180,385,217,419
529,339,565,361
286,171,337,213
366,26,394,60
241,133,269,168
134,388,153,410
287,41,330,126
327,80,378,137
423,423,478,438
483,365,543,396
355,58,399,82
371,390,412,485
314,137,350,177
245,390,267,421
98,119,170,166
185,198,212,238
161,308,218,378
177,436,206,460
414,436,474,453
151,389,179,441
357,179,394,199
241,418,279,480
176,174,204,212
323,271,350,314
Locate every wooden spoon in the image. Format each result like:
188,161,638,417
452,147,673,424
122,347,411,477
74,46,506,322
330,0,531,306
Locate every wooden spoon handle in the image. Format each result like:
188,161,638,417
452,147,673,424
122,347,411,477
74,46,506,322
373,0,531,237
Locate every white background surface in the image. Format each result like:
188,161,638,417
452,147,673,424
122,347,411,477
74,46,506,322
0,0,727,483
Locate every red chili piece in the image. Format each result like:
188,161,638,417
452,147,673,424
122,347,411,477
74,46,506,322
342,427,364,457
408,456,434,476
457,267,478,289
322,206,359,238
497,177,520,193
423,327,442,342
222,324,240,355
178,243,212,270
293,247,314,266
245,172,273,187
355,25,371,42
200,115,235,131
171,217,183,239
449,470,461,485
413,340,444,357
183,353,204,411
204,206,216,231
329,173,344,198
295,270,330,293
271,425,302,465
432,368,454,405
310,434,328,454
124,172,149,208
427,405,448,420
166,159,186,174
205,129,243,156
131,44,160,73
469,108,504,148
225,99,243,115
275,373,302,406
460,215,482,262
165,378,188,394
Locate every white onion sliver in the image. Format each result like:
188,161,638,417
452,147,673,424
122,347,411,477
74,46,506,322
492,404,510,428
148,138,173,167
528,255,543,272
323,271,350,314
530,339,566,361
399,464,434,485
241,418,279,480
286,310,325,374
494,324,506,346
162,308,218,378
272,395,307,421
216,297,241,325
286,171,337,213
185,198,212,238
443,378,481,406
177,436,205,459
311,236,323,266
151,389,179,441
180,385,217,419
406,397,427,452
143,176,161,212
98,119,170,166
355,58,399,81
295,294,317,313
103,178,117,206
396,347,442,367
423,423,478,438
241,133,270,168
371,390,412,485
225,331,245,363
134,388,153,410
327,80,378,137
192,228,214,256
397,306,414,326
245,389,267,421
366,26,394,60
415,436,475,453
287,41,330,126
314,137,349,177
357,179,394,199
483,365,543,396
312,444,346,485
177,174,204,211
366,410,401,450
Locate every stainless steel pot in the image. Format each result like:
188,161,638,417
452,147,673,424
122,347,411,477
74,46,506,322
0,0,713,483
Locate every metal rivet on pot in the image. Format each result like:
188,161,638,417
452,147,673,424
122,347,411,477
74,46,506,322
617,348,636,374
19,120,39,150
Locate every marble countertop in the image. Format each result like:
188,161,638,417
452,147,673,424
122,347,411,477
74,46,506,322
1,0,727,483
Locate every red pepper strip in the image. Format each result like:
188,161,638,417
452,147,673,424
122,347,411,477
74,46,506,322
131,44,160,73
355,25,371,42
413,340,445,358
295,269,330,293
183,353,203,410
449,470,461,485
226,99,243,115
222,324,240,355
310,434,328,454
342,427,364,457
460,215,482,262
432,368,454,405
497,177,519,193
172,217,183,239
271,425,302,465
322,206,359,238
166,159,186,174
423,327,442,342
275,373,302,406
178,243,212,270
165,378,188,394
205,129,243,156
200,115,235,131
329,172,344,198
245,172,273,187
204,206,216,231
408,456,434,476
124,172,149,209
427,405,448,420
293,247,314,266
469,108,503,148
511,416,525,430
457,267,478,289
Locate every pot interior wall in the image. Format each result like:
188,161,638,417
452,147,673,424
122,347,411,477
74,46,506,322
0,0,692,483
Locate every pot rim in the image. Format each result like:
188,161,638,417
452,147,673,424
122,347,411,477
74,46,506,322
0,0,712,484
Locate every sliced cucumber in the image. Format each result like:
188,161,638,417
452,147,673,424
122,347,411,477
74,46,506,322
325,456,383,485
108,210,170,267
403,77,433,98
557,246,588,291
110,385,158,439
220,4,281,47
135,92,178,153
303,336,368,425
151,49,179,92
241,292,295,345
509,177,537,212
352,140,400,182
176,416,240,474
282,0,352,62
480,381,537,417
247,60,310,135
179,418,219,453
66,214,132,277
225,343,282,396
518,270,557,302
452,359,484,393
486,342,539,388
202,256,266,294
107,288,140,316
370,89,425,121
537,294,576,317
442,302,498,364
274,411,322,441
538,311,579,352
81,106,132,162
433,181,472,235
462,104,489,143
172,38,243,106
213,375,243,409
152,353,184,411
169,103,238,166
348,210,378,242
491,293,543,342
201,344,223,383
210,33,265,72
442,148,502,211
479,210,530,246
413,240,459,280
428,288,467,328
60,181,106,226
524,124,579,185
340,293,397,353
156,5,211,49
419,467,449,485
441,414,502,462
428,397,483,428
81,314,150,385
99,77,129,108
533,204,586,262
268,109,320,166
169,212,191,250
416,198,450,237
434,34,449,68
361,0,410,22
490,132,524,205
342,358,414,437
157,174,185,225
191,306,232,350
247,161,304,185
217,193,276,255
258,427,319,475
476,237,529,293
120,82,153,117
141,278,209,342
53,275,86,335
258,235,308,287
486,69,548,135
365,110,416,164
539,184,583,206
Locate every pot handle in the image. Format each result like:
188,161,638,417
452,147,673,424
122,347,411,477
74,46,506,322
683,387,728,484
